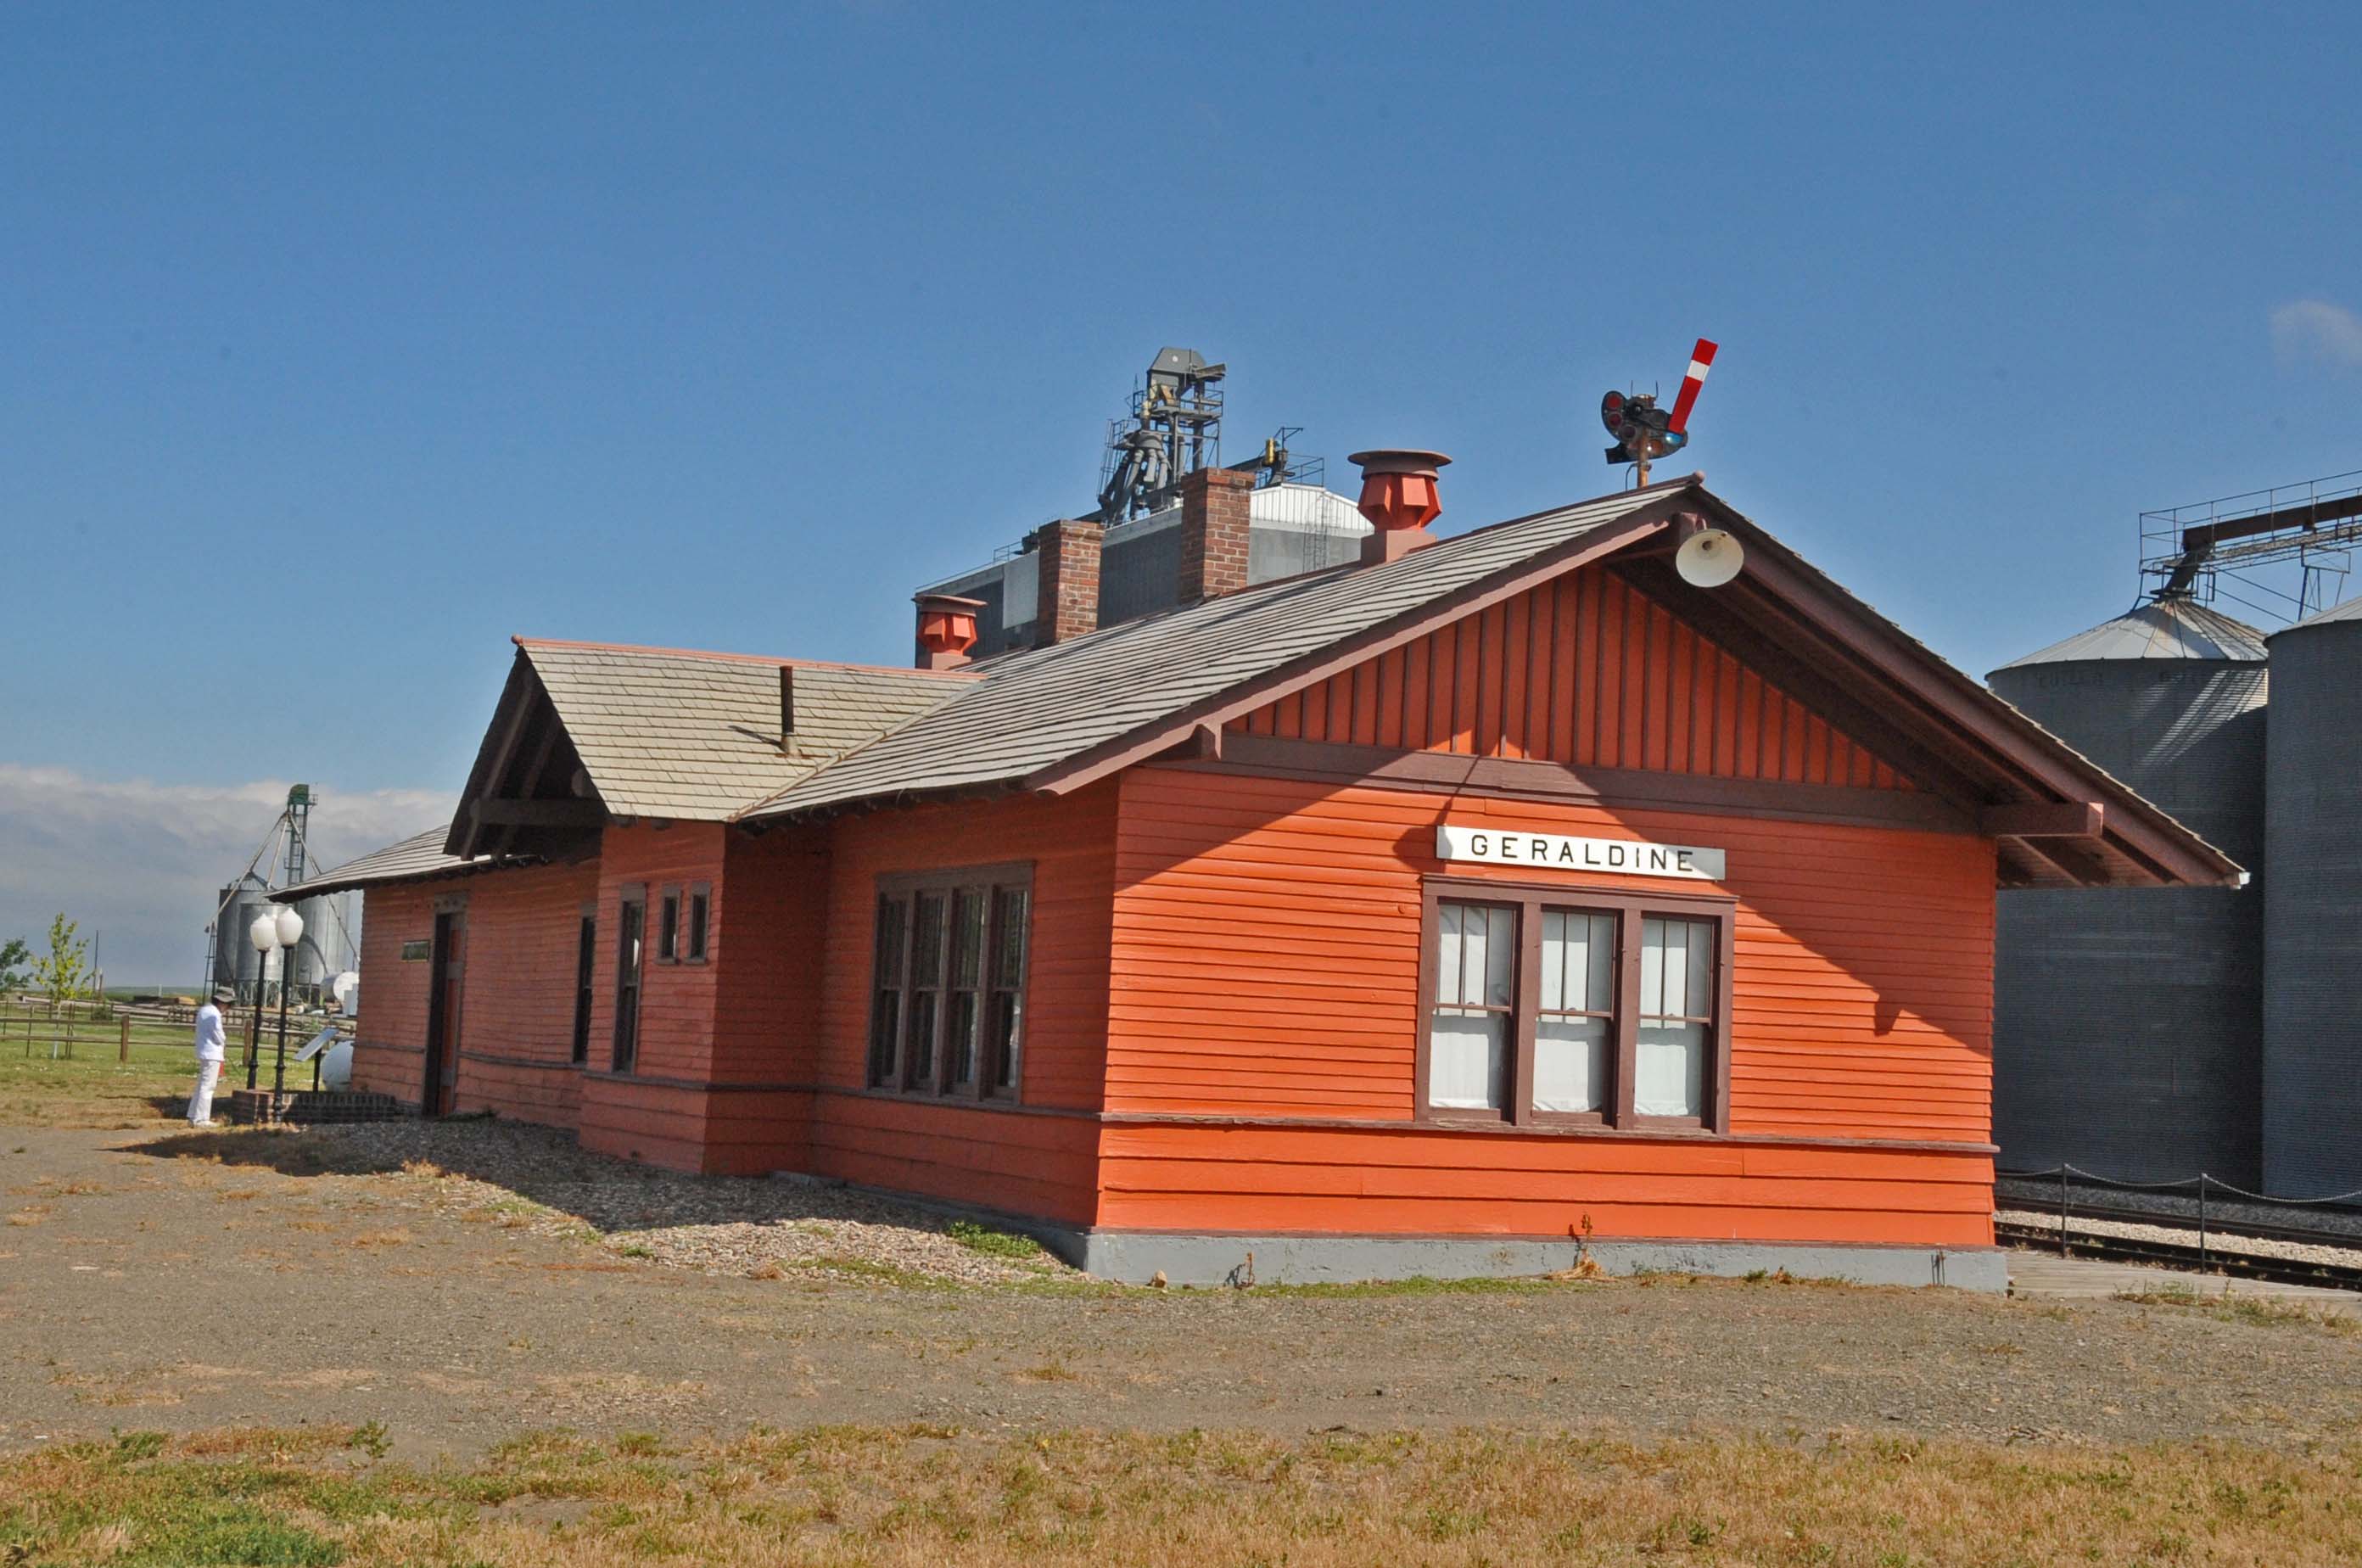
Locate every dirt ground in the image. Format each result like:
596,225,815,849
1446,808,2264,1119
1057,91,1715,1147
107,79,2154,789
4,1123,2361,1464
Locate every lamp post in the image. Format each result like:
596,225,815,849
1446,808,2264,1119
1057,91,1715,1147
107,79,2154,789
271,907,303,1099
244,913,277,1091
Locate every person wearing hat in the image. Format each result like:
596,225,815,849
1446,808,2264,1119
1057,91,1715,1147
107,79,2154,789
188,988,232,1127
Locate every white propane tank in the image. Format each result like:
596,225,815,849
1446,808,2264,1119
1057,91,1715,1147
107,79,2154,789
321,1040,355,1091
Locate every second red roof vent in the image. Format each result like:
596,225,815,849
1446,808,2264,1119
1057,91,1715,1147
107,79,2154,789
1348,448,1452,565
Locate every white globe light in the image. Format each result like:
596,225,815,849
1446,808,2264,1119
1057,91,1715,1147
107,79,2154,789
274,907,305,949
249,913,279,953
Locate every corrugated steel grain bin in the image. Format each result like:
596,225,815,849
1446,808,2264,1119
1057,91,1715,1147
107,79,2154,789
2262,596,2362,1197
1988,599,2268,1184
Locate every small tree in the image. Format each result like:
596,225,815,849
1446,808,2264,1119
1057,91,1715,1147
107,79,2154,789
0,937,27,994
31,914,92,1019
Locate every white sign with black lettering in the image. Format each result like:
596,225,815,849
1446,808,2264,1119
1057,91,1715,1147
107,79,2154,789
1435,823,1725,882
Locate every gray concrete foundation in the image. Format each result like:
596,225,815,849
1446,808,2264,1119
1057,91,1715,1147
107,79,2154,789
1040,1229,2008,1292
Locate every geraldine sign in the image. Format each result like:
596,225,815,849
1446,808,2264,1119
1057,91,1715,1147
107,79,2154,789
1435,823,1727,882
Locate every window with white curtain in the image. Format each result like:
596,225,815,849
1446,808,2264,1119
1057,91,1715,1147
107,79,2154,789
1636,916,1715,1117
1430,900,1514,1111
1422,881,1730,1131
1536,910,1615,1114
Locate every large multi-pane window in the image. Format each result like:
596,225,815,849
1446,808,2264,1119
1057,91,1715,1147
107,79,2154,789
1420,881,1732,1130
867,865,1033,1100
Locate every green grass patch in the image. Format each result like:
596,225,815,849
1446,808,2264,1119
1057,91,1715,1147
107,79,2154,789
946,1219,1044,1259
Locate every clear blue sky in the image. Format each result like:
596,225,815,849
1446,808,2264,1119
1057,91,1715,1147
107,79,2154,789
5,2,2360,980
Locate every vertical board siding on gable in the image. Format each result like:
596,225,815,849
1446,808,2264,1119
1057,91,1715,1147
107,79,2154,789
1105,765,1995,1245
805,784,1118,1219
446,860,602,1127
1229,566,1911,791
350,883,434,1104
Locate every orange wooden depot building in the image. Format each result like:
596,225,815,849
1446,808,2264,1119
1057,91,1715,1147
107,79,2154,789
287,467,2239,1286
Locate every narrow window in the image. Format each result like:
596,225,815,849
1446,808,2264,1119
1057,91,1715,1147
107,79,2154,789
984,885,1028,1095
1636,916,1716,1120
570,912,596,1065
1429,900,1515,1113
1536,909,1615,1115
657,888,680,964
868,894,910,1086
906,890,947,1089
946,888,986,1089
866,865,1035,1103
686,885,711,962
612,893,645,1073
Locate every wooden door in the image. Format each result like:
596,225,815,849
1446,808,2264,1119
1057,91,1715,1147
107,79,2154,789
423,912,467,1115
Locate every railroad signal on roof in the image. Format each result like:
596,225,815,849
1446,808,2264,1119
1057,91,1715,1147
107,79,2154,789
1602,338,1718,488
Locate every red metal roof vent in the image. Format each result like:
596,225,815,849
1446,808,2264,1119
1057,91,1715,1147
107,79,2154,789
913,592,985,669
1348,449,1452,564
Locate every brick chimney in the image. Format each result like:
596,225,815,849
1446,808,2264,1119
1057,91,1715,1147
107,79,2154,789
912,592,984,670
1023,518,1104,647
1348,449,1452,565
1178,467,1255,602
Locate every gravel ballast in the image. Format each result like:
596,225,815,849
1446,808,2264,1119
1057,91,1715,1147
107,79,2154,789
1996,1207,2362,1274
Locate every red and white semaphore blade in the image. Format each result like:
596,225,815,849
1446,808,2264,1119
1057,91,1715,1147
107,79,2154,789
1665,338,1717,435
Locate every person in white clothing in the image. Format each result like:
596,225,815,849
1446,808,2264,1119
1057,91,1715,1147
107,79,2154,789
188,988,232,1126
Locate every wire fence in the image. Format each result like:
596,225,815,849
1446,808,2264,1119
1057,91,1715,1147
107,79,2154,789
1996,1163,2362,1269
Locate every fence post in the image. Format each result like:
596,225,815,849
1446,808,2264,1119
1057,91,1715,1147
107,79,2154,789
2197,1175,2209,1274
120,1016,132,1063
2058,1166,2071,1257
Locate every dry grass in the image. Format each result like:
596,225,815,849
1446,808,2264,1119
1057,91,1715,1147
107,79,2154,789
2,1423,2359,1565
2114,1281,2361,1337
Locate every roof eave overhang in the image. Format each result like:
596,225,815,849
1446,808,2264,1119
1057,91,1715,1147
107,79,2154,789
1670,494,2244,890
445,644,611,860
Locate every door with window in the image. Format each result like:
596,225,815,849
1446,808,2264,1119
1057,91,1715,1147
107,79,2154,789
1421,880,1732,1131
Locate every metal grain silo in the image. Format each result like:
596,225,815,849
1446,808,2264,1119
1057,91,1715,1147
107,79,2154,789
211,876,276,996
1988,597,2268,1184
2262,595,2362,1197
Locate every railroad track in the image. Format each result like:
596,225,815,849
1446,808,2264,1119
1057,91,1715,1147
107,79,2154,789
1995,1219,2362,1294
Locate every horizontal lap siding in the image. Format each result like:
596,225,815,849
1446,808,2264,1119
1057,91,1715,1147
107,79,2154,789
810,1094,1099,1224
451,860,600,1127
805,786,1119,1221
1229,566,1910,791
588,822,725,1084
351,884,434,1104
1111,766,1994,1155
578,1077,813,1176
1095,1123,1993,1246
714,827,830,1085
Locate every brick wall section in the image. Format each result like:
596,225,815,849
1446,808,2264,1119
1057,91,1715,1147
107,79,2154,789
1025,518,1104,645
1177,467,1255,602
